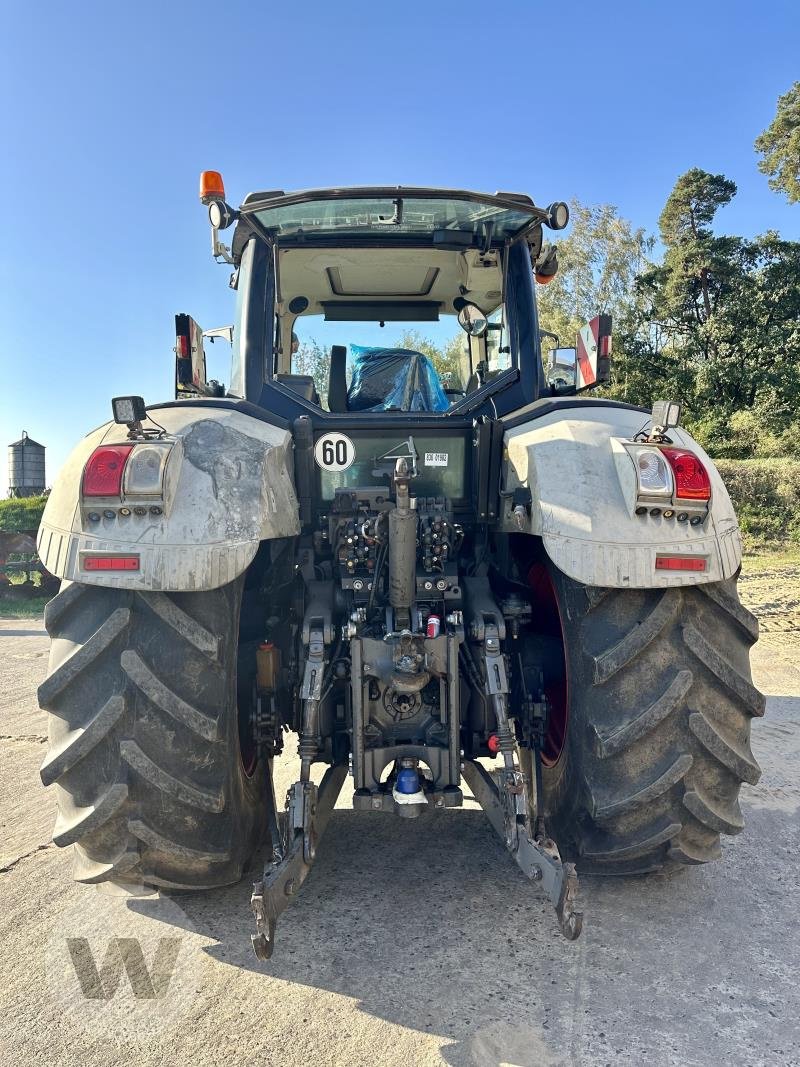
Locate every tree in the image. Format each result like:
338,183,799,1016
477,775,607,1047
755,81,800,204
396,330,469,389
292,338,330,404
631,170,800,445
536,200,653,346
628,170,741,417
700,232,800,420
653,168,738,326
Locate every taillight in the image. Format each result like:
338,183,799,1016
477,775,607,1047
660,448,711,501
82,445,134,497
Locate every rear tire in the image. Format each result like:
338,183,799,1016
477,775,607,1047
542,569,765,874
37,579,266,889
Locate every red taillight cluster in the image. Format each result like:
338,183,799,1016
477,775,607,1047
660,448,711,501
82,445,135,497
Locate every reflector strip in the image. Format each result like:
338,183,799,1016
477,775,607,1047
655,556,707,572
82,555,140,571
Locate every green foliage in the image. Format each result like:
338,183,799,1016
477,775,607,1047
0,594,50,619
537,201,653,346
649,170,739,335
292,338,330,405
658,168,737,245
686,409,800,460
0,495,46,533
755,81,800,204
396,330,468,389
600,169,800,446
716,460,800,546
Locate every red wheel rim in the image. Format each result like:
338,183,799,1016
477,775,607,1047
238,684,258,778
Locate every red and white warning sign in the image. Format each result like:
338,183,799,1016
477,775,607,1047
576,314,612,390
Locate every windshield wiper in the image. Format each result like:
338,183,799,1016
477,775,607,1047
376,198,403,226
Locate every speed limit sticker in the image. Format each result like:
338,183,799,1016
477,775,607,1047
314,432,355,472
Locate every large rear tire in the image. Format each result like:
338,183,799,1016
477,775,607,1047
542,569,765,874
37,579,266,889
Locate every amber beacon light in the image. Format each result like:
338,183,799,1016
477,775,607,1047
200,170,225,204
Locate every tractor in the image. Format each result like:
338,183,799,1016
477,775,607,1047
36,177,764,957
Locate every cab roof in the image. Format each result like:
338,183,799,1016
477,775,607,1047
238,186,547,248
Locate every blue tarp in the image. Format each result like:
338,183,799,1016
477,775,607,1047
347,346,449,413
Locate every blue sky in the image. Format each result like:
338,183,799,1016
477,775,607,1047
1,0,798,488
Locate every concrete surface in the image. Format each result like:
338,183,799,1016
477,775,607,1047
0,580,798,1067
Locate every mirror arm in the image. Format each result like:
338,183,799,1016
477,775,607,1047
211,224,235,265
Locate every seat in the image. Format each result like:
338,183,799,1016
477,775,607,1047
327,345,348,412
275,374,319,405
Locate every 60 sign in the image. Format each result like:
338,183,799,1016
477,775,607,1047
313,432,355,472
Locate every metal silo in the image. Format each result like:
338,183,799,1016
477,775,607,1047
8,431,46,497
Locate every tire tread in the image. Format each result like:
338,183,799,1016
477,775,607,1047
38,580,263,889
546,571,762,875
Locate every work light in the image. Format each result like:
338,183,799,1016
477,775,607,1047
112,396,147,426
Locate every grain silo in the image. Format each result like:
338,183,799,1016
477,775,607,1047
8,431,46,497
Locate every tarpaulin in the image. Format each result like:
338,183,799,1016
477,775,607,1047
347,346,449,413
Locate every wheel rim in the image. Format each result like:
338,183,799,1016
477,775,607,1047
236,634,259,778
238,692,258,778
527,563,568,767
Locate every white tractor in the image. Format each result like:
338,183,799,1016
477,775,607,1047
37,177,763,957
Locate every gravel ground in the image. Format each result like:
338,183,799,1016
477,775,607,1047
1,568,798,1067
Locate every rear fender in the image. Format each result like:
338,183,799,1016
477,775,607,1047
501,405,740,588
38,405,299,591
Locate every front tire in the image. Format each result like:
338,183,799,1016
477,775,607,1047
37,579,266,889
542,570,765,874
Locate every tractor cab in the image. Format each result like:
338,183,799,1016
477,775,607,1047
193,181,570,424
169,182,578,532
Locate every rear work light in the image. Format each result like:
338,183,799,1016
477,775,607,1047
82,555,140,571
660,448,712,501
123,443,171,496
82,445,135,497
631,447,674,497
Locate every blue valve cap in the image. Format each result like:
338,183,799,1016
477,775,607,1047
395,767,420,794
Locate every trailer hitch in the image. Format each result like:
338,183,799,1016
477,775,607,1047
461,760,582,940
250,762,348,961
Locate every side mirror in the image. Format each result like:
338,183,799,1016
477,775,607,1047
546,348,577,392
203,325,234,345
457,302,489,337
